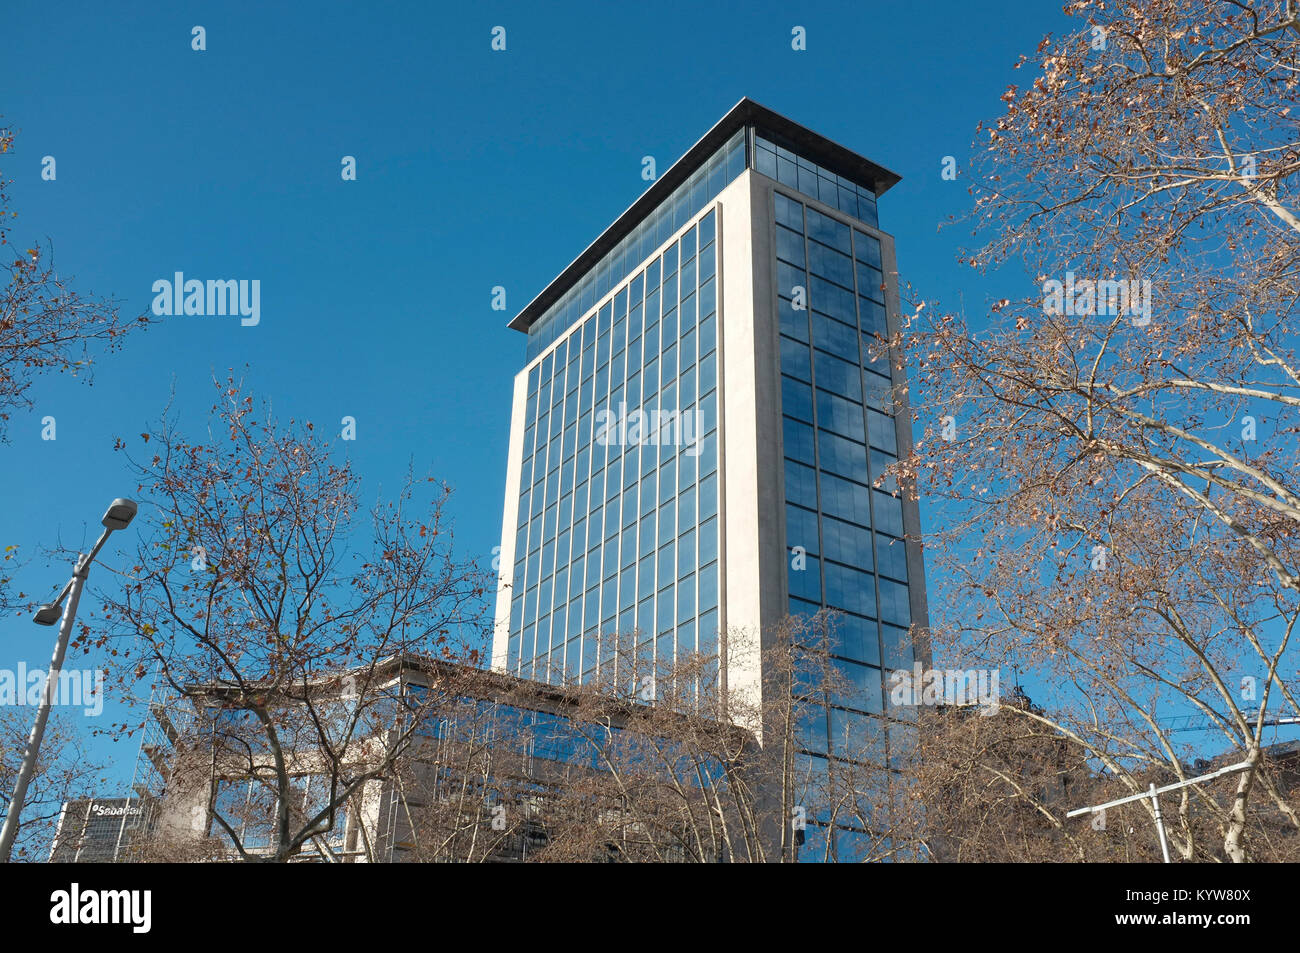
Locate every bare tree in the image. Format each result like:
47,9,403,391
0,125,148,615
897,0,1300,861
0,709,105,861
88,374,489,862
0,124,148,442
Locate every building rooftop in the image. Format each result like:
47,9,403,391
509,96,902,335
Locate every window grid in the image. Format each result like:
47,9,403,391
753,132,879,228
510,208,722,696
774,186,914,788
525,132,744,361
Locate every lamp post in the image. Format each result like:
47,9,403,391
1066,758,1254,863
0,498,136,862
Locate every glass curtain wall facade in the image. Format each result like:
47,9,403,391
525,131,744,361
753,132,880,228
507,209,722,694
751,134,919,859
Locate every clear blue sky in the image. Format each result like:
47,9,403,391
1,1,1092,791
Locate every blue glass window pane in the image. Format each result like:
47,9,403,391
856,261,885,303
833,660,883,714
782,418,816,465
814,350,862,401
727,140,745,178
829,613,881,667
853,230,882,269
785,503,820,555
819,472,871,526
777,225,806,267
812,313,860,359
818,430,868,481
789,557,822,603
809,242,854,289
877,534,908,582
878,579,911,626
872,490,904,537
837,185,859,219
677,574,696,621
798,163,819,197
779,296,809,342
866,409,897,455
860,297,888,338
698,516,718,566
824,562,874,618
817,389,865,439
810,277,856,319
778,155,799,187
700,209,716,247
784,460,819,508
782,375,814,423
778,261,806,300
807,208,851,253
781,337,812,383
698,561,718,613
881,624,913,670
821,514,873,570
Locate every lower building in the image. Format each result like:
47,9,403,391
135,654,762,863
48,796,154,863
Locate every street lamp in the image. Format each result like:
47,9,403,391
0,498,137,862
1066,758,1254,862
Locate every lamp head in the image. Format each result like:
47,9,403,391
33,604,63,626
102,498,137,531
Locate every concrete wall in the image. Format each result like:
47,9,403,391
718,169,789,730
878,232,932,665
491,370,529,672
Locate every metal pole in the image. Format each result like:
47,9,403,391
0,555,89,862
1068,760,1256,865
1148,783,1171,864
1067,759,1254,816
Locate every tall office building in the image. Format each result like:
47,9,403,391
493,99,929,759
